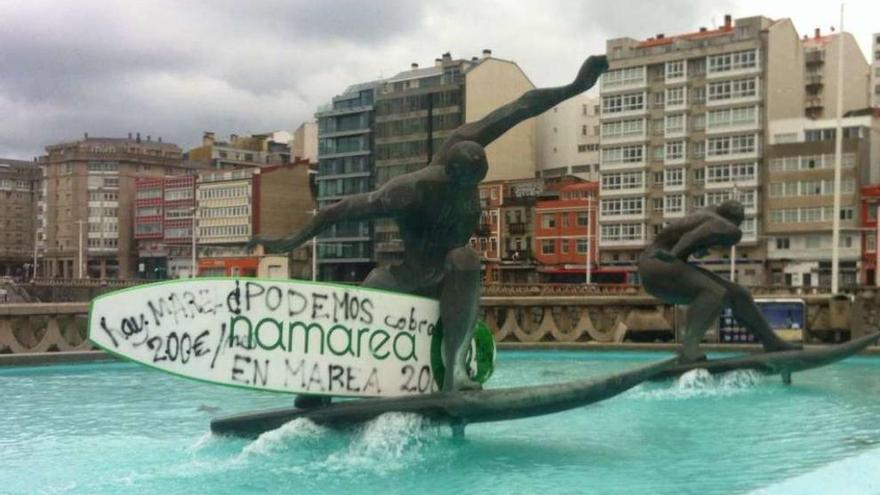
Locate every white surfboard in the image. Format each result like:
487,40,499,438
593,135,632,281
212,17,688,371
88,278,442,398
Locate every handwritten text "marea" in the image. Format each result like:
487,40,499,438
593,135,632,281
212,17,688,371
228,316,422,362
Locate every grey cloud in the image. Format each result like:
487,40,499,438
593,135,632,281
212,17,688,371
0,0,871,160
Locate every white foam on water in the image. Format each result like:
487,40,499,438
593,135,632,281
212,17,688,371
634,368,764,400
747,446,880,495
240,418,329,458
186,432,216,453
322,412,438,475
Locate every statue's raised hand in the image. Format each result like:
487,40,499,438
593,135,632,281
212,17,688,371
572,55,609,92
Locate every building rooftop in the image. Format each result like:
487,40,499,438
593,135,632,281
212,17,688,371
46,135,181,152
637,25,734,49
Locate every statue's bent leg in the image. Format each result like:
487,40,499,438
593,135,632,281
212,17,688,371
440,247,482,391
682,285,725,362
724,284,801,352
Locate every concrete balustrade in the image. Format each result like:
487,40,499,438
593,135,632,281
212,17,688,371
2,290,879,363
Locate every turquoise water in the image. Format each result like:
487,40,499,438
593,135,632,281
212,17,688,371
2,351,880,495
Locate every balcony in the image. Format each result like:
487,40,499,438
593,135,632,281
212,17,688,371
507,222,527,235
805,75,824,93
805,50,825,65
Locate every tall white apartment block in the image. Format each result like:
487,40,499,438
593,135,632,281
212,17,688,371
536,93,601,181
598,15,811,285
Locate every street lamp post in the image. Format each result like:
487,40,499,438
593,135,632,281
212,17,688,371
585,196,593,285
76,219,86,279
310,209,318,282
191,206,197,278
32,227,38,281
830,4,845,293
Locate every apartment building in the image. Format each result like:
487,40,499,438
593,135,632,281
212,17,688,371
41,134,190,279
370,50,537,264
0,158,40,277
293,122,318,163
597,15,871,285
801,29,870,119
536,93,601,181
533,182,599,283
315,81,381,282
134,175,197,279
187,132,291,169
196,163,313,277
473,178,547,283
765,114,880,287
473,176,594,283
872,33,880,108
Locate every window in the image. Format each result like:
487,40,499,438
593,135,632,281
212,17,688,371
707,106,758,128
708,78,758,101
706,163,756,184
601,145,644,165
707,49,758,74
601,198,644,217
665,87,686,107
665,141,685,161
664,194,684,213
601,223,643,242
601,119,645,139
666,60,685,79
602,92,646,114
707,134,757,157
542,240,555,255
576,239,588,254
705,191,731,206
665,114,686,134
664,168,684,187
652,198,663,212
577,212,589,226
602,67,645,88
542,214,556,228
601,171,644,190
560,240,569,254
775,238,790,250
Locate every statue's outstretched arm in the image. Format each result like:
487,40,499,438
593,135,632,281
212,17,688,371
441,55,608,151
252,180,411,253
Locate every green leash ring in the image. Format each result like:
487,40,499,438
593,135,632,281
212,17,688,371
430,319,496,389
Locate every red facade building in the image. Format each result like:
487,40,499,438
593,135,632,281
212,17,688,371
533,182,600,282
861,184,880,284
134,176,196,278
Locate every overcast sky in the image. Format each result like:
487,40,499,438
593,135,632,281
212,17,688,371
1,0,877,159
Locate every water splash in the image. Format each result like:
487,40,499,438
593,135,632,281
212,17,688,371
634,368,765,400
323,413,439,475
240,418,329,457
